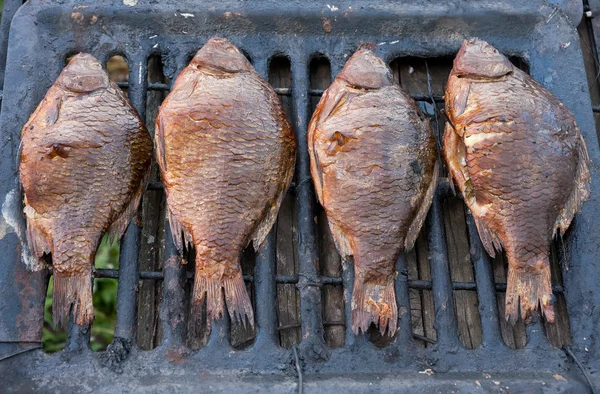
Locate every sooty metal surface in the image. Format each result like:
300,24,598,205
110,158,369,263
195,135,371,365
0,0,599,392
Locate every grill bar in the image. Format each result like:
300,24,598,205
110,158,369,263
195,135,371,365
112,55,148,346
158,57,189,348
0,2,597,390
205,307,233,350
254,229,279,349
64,313,90,353
465,212,504,347
159,225,186,346
395,254,415,346
291,55,328,356
427,194,460,349
251,57,280,349
90,268,564,292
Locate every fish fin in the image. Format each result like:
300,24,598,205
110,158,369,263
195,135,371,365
252,166,294,251
443,119,503,256
451,80,471,119
45,95,62,126
308,84,350,206
155,113,167,172
472,215,502,258
309,135,325,206
107,166,150,244
166,207,193,254
351,279,397,336
505,256,554,325
192,270,254,329
170,75,198,102
53,269,94,327
24,212,51,261
442,122,470,196
327,219,352,259
405,160,439,251
553,132,591,239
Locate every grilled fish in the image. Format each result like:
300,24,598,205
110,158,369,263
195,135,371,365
20,53,153,327
308,43,439,336
155,37,295,328
443,38,590,323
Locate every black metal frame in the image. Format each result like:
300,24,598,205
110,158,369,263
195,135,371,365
1,1,599,392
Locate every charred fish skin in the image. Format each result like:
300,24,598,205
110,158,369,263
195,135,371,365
155,37,295,328
443,38,590,324
19,53,153,327
308,43,439,336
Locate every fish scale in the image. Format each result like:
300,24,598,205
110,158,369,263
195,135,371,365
156,37,295,328
19,53,153,327
443,38,590,324
309,44,439,336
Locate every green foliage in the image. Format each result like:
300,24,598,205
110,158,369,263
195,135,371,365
42,235,120,353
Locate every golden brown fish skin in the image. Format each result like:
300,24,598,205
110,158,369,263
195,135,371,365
308,44,439,336
443,38,590,324
19,53,153,327
155,37,295,327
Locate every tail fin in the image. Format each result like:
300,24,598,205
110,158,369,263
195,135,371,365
192,270,254,329
53,271,94,327
505,258,555,324
351,279,397,336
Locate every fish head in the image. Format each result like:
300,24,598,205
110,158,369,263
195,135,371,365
191,37,253,74
58,53,110,93
453,38,514,79
339,42,393,89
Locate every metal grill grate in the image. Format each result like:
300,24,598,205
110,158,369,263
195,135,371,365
1,1,600,392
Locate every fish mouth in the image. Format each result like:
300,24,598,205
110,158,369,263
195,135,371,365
193,61,247,75
455,70,513,82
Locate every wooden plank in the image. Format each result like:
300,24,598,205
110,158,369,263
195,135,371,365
416,230,437,345
317,208,345,348
269,57,302,348
544,242,571,348
442,198,482,349
397,57,451,97
276,194,301,348
406,247,425,347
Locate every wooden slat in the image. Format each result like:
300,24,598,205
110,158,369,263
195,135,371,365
270,57,302,348
443,199,482,349
406,247,425,347
544,243,571,347
318,208,345,348
276,194,301,348
416,231,437,345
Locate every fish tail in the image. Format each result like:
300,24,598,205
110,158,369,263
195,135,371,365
351,279,397,336
192,270,254,329
505,254,554,325
52,269,94,327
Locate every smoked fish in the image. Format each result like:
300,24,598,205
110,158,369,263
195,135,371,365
443,38,590,323
20,53,153,326
155,37,295,328
308,43,439,336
